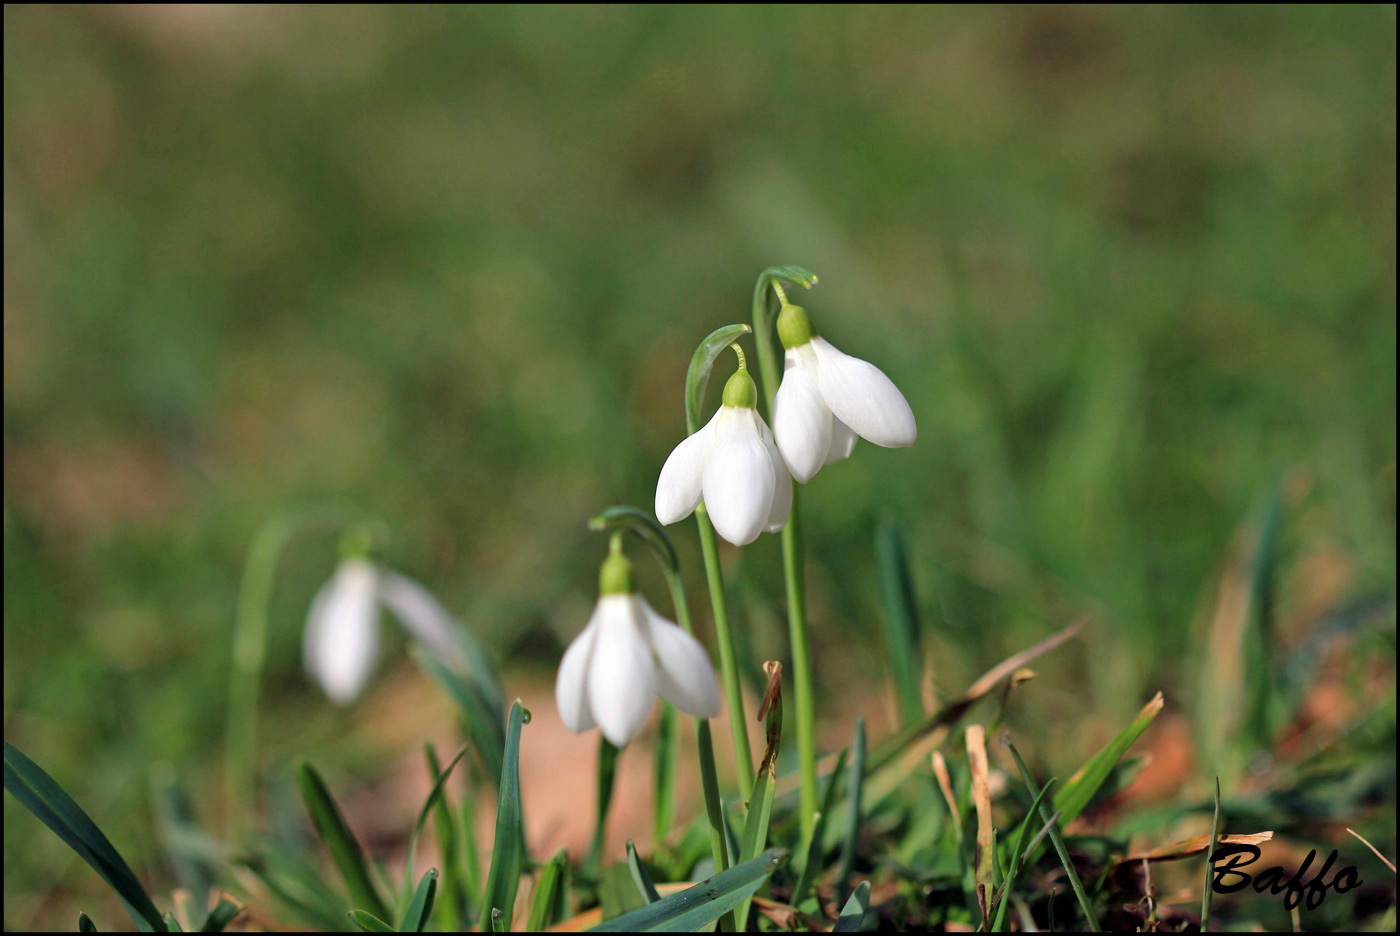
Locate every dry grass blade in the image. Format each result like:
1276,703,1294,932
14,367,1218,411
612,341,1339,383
1119,832,1273,865
931,752,963,845
966,725,995,908
865,617,1087,777
1347,828,1397,873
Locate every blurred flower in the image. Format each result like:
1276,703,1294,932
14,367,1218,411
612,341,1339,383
304,558,467,705
556,544,720,746
655,357,791,546
771,304,916,483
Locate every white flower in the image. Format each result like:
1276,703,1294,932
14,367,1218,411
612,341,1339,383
555,592,721,746
655,361,791,547
772,310,916,483
304,559,469,705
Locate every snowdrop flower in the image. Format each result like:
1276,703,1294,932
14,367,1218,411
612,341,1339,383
304,558,468,705
655,347,791,546
556,540,720,746
771,304,916,483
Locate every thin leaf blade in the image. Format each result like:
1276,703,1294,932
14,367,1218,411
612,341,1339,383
481,700,529,931
295,760,390,922
590,848,788,933
399,869,438,932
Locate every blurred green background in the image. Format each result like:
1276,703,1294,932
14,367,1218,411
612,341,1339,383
4,5,1395,929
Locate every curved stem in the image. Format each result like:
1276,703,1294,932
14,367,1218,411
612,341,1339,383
752,269,820,840
661,557,731,879
225,509,348,842
694,503,754,800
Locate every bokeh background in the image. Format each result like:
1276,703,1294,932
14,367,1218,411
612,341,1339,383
4,5,1395,930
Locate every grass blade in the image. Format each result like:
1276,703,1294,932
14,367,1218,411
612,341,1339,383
832,880,870,932
837,717,867,891
733,662,783,927
1013,738,1097,929
198,899,241,932
591,848,788,932
1201,777,1221,931
413,648,505,784
164,912,183,931
401,744,470,903
967,725,995,923
399,868,438,932
348,909,394,932
482,700,529,931
4,742,165,932
528,848,570,931
867,618,1086,775
877,522,924,725
791,747,848,907
1005,741,1099,931
78,913,98,933
628,840,662,904
989,779,1055,931
1052,692,1163,827
295,760,390,921
424,742,471,929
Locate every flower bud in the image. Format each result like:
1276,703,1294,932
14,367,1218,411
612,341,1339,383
777,304,817,350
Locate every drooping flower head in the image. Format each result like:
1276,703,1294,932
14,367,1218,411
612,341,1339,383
655,345,792,546
556,537,721,746
304,553,472,705
771,303,916,483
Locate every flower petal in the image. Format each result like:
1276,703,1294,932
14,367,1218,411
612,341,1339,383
824,416,858,465
772,349,831,483
555,616,599,733
702,407,775,546
760,417,792,532
303,559,380,705
377,570,467,669
655,407,720,525
811,337,916,448
637,596,721,718
587,595,657,746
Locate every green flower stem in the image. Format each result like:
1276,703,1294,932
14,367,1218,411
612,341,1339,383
751,268,820,840
660,540,732,880
225,509,349,842
694,503,755,801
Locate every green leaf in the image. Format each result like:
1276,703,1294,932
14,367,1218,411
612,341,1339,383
877,522,924,725
78,912,98,933
295,760,391,922
527,848,570,932
163,912,183,932
627,840,662,904
837,717,867,889
1006,742,1100,932
401,744,470,903
398,869,438,932
4,742,166,932
413,648,505,784
791,748,848,907
590,848,788,932
482,700,530,931
832,880,870,932
1052,692,1163,827
348,909,394,932
685,323,753,433
198,899,241,933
